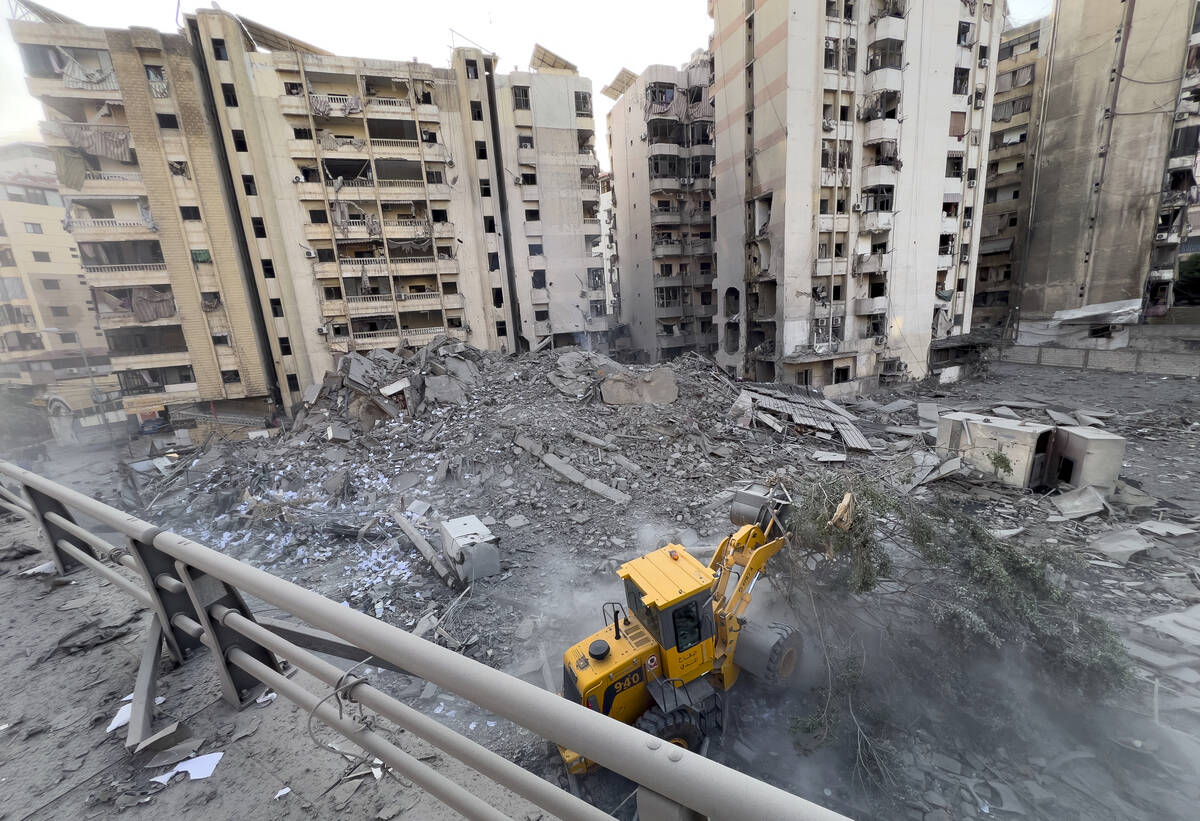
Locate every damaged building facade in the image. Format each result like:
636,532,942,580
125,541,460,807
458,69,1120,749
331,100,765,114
973,17,1049,332
1016,0,1200,349
708,0,1000,392
11,2,604,425
0,141,117,416
604,53,719,362
10,3,277,428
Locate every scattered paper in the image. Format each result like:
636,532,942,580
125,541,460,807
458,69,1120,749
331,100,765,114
274,787,291,799
150,751,224,785
107,704,132,732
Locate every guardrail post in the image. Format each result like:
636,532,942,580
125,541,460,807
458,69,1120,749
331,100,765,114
22,483,95,575
637,787,706,821
124,531,205,665
174,561,282,708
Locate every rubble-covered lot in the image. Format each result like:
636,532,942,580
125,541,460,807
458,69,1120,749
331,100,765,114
91,346,1200,817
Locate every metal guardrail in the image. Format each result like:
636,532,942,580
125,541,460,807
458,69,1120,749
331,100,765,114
0,460,848,821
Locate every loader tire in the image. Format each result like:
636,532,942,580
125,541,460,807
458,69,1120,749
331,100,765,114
734,620,801,689
635,706,705,752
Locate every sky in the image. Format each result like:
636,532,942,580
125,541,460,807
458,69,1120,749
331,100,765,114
1,0,1055,166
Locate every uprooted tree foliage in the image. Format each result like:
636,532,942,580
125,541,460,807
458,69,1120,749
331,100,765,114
770,471,1132,788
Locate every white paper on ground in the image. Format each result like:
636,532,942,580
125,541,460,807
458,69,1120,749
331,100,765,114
150,751,224,785
274,787,291,799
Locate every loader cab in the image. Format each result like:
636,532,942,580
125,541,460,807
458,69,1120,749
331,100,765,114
618,546,717,685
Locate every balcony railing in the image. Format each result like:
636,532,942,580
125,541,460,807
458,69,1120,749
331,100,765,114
84,171,142,182
371,139,420,149
367,97,411,109
82,262,168,273
68,218,150,232
110,344,189,358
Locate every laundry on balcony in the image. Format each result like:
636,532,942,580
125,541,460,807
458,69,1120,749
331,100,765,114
131,286,177,321
318,130,366,152
49,46,118,90
59,122,133,163
53,148,88,190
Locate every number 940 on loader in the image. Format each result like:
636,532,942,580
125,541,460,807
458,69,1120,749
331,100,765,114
558,483,802,773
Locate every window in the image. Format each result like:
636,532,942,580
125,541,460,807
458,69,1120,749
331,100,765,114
531,269,546,288
475,141,488,160
953,67,970,96
672,601,701,652
866,38,903,72
465,59,478,79
232,130,248,152
212,38,228,60
278,336,292,355
0,249,14,267
309,209,328,224
518,134,534,149
949,111,967,137
221,83,238,107
270,298,284,317
58,332,77,343
323,285,342,300
212,333,230,346
222,370,241,383
293,127,312,140
471,101,483,121
824,37,839,69
492,287,504,308
24,222,42,234
284,82,303,96
180,206,201,221
495,321,508,336
488,251,500,270
432,209,448,223
574,91,592,116
252,217,266,237
317,248,335,262
483,216,496,233
528,243,544,256
50,305,69,316
156,113,179,129
32,251,50,262
521,172,537,185
512,86,530,110
427,169,444,184
191,249,212,264
525,208,540,220
41,279,60,290
479,179,491,197
286,374,300,392
833,366,851,384
242,175,256,195
168,160,189,177
261,259,275,278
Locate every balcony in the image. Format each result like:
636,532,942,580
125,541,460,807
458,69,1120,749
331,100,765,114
818,214,850,232
278,94,308,115
67,218,155,239
345,294,396,316
655,301,683,317
392,256,438,275
693,303,718,317
684,238,713,255
371,138,421,158
937,254,954,269
650,177,681,193
365,96,413,116
97,311,177,330
652,241,682,258
986,169,1023,188
580,182,600,198
657,333,695,348
651,208,683,226
649,142,681,157
582,218,601,229
108,349,192,370
864,118,900,144
81,263,170,287
870,13,906,42
27,73,121,100
941,216,960,234
814,258,851,276
860,210,894,232
863,68,903,95
397,291,443,310
442,293,465,310
76,170,144,194
862,164,898,188
402,326,447,346
351,329,400,347
855,252,890,275
516,147,537,165
525,220,543,236
854,296,888,315
321,299,346,317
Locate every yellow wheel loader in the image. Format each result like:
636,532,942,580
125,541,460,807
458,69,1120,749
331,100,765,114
559,483,801,773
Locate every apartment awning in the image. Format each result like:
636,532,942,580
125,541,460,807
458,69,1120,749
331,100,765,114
979,237,1013,255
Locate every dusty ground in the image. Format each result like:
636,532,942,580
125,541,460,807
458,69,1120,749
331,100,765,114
2,356,1199,820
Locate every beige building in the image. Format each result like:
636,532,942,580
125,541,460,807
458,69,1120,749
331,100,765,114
1019,0,1200,338
605,52,719,363
11,3,275,427
974,18,1049,332
0,141,116,412
708,0,1001,392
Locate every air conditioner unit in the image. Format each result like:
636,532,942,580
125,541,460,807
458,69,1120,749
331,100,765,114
640,133,648,141
875,335,887,345
967,179,977,188
973,97,985,110
822,118,835,132
832,316,843,327
1155,231,1169,240
978,58,989,68
315,326,328,335
293,176,303,183
1175,112,1189,121
304,249,318,259
963,218,973,228
852,202,864,212
960,253,970,262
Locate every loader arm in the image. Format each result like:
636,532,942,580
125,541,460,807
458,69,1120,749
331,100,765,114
707,524,787,689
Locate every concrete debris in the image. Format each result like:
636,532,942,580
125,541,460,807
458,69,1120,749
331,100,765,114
439,516,501,584
1051,486,1109,520
1087,529,1152,564
1136,520,1196,538
599,367,678,405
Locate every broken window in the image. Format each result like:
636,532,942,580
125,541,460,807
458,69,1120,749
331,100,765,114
945,155,964,178
512,86,530,110
222,83,238,107
465,59,478,79
866,39,903,72
588,268,604,290
574,91,592,116
648,83,675,105
522,172,537,185
824,37,839,70
293,127,312,140
531,270,546,288
284,82,304,96
212,38,228,60
525,208,540,221
518,134,534,149
861,185,894,212
953,67,970,96
528,243,544,256
157,113,179,129
168,160,190,178
471,101,483,121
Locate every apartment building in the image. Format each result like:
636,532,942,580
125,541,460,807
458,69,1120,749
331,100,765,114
605,52,719,363
10,3,275,428
594,171,620,344
708,0,1000,392
491,47,607,351
1018,0,1200,342
0,141,113,408
973,18,1049,332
